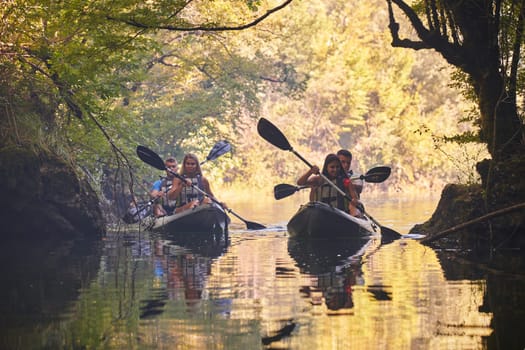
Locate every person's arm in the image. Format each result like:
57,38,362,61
200,177,227,207
346,178,359,205
149,180,162,199
297,165,320,186
201,177,213,197
167,178,184,200
175,199,199,213
345,178,360,216
198,177,212,204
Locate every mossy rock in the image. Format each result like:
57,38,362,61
410,183,487,248
0,146,104,239
412,153,525,251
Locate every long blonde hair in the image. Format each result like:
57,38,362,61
180,153,202,176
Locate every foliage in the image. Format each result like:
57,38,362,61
386,0,524,159
224,0,485,193
0,0,297,202
1,0,497,214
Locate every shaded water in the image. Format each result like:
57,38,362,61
1,194,524,349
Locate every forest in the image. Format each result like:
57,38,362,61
1,0,524,245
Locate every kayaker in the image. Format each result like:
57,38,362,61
297,153,361,217
168,153,226,212
150,157,179,217
123,195,151,223
337,149,363,196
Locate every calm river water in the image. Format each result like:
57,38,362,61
1,193,524,350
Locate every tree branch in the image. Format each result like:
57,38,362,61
387,0,466,67
420,202,525,244
387,0,431,49
86,111,137,201
508,0,525,104
110,0,292,32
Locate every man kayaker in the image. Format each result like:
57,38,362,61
297,153,361,217
150,157,179,217
337,149,363,197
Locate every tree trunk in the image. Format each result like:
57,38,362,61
387,0,524,160
477,72,522,159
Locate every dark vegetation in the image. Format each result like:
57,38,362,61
387,0,525,253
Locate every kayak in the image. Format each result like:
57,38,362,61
287,201,381,238
144,203,230,235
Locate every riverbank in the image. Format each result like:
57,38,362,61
412,154,525,255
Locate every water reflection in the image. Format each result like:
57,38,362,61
436,249,525,350
288,237,376,313
280,235,494,349
204,232,302,348
0,237,101,349
147,232,228,314
2,197,524,349
288,236,374,275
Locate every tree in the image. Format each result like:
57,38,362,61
0,0,294,191
386,0,524,161
227,0,479,192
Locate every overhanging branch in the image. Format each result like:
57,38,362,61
387,0,465,67
387,0,432,49
110,0,292,32
420,202,525,244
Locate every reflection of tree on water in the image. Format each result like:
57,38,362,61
436,250,525,350
288,237,376,311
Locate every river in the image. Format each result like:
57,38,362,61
1,193,523,349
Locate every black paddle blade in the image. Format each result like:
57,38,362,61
246,221,267,230
257,118,292,151
380,225,402,242
136,145,166,171
202,140,232,164
226,208,266,230
363,166,391,183
274,183,303,200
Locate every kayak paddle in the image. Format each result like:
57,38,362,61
200,140,232,165
273,166,392,200
274,184,308,200
257,117,401,240
136,145,266,230
358,166,391,183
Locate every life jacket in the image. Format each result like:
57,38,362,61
177,174,205,206
312,176,347,211
159,177,177,210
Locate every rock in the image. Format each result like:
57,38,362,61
0,146,105,239
411,153,525,251
410,183,486,248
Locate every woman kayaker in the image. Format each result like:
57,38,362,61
168,153,225,212
297,153,361,217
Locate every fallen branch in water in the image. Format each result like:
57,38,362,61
420,202,525,244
